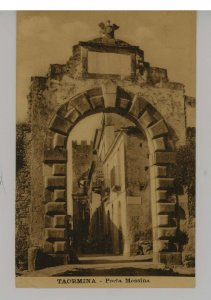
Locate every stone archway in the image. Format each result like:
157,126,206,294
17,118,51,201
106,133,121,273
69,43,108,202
43,81,181,265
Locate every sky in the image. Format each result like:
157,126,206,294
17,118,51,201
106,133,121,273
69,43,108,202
17,11,196,121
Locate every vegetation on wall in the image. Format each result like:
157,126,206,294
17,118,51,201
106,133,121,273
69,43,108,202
174,138,196,218
16,122,31,271
16,122,30,172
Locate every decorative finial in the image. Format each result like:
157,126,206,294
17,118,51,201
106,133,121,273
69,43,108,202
98,20,119,39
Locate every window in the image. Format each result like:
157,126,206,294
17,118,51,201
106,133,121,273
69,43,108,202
110,166,116,188
110,165,121,192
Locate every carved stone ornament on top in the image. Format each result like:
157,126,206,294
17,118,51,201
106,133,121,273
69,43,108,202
99,20,119,40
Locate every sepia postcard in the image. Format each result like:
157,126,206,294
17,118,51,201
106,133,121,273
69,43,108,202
16,11,196,288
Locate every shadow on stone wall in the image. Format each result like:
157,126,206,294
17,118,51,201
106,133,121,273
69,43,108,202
82,205,153,257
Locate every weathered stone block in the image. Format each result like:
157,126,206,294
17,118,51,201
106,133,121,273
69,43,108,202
53,215,66,227
43,163,53,176
156,190,167,201
44,189,53,202
157,203,175,214
102,82,117,108
53,133,67,149
43,241,54,253
48,64,65,80
44,149,67,163
153,152,176,165
154,166,167,177
52,164,66,176
157,215,169,226
71,94,91,114
45,202,66,215
158,252,182,265
129,95,148,118
147,67,168,85
89,96,104,108
53,189,65,201
86,87,103,98
45,215,53,228
65,108,80,123
148,119,168,138
156,178,174,189
155,240,177,252
156,240,170,251
53,241,67,253
118,98,131,110
153,137,166,151
49,114,72,135
28,247,40,272
139,110,154,128
45,176,66,189
31,76,47,89
45,228,66,241
157,227,177,239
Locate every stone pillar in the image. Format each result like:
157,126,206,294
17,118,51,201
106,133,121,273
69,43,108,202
139,115,182,265
43,151,69,265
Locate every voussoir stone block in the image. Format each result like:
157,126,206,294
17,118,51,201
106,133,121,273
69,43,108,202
44,149,67,163
138,110,154,128
53,241,67,253
157,227,177,239
129,95,148,118
89,96,104,109
53,189,65,201
156,178,174,189
157,203,175,214
52,164,66,176
153,137,166,151
153,151,176,165
45,228,66,241
118,98,131,110
102,82,117,108
45,202,66,215
45,176,65,189
157,215,169,226
71,94,91,114
148,119,168,138
65,108,80,123
53,215,66,227
49,114,72,135
116,87,131,110
86,87,103,98
53,133,67,149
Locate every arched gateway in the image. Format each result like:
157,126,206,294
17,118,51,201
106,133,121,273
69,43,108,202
27,22,189,270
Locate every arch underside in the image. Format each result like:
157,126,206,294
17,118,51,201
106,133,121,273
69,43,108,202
43,82,181,265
